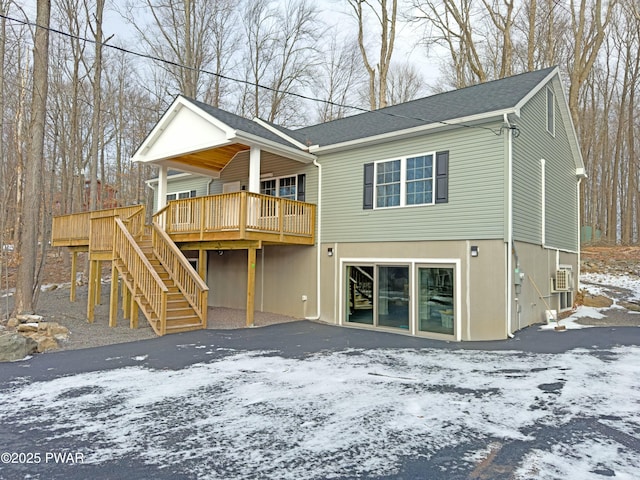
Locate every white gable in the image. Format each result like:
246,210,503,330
134,99,235,163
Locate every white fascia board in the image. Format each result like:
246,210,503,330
132,96,236,163
252,117,309,150
235,131,317,163
515,67,585,175
513,67,559,113
308,110,514,154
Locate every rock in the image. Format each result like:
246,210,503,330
41,284,58,292
582,294,613,308
28,333,59,353
7,318,19,328
17,323,38,333
45,322,70,341
0,333,38,362
16,313,44,323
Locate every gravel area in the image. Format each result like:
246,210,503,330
1,281,302,352
2,274,640,354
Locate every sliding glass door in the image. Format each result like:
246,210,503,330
377,266,409,330
417,266,455,335
346,265,374,325
346,262,455,336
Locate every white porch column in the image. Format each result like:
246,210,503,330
248,146,261,193
157,165,168,211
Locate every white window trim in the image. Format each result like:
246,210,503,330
166,189,197,201
373,152,436,209
260,174,297,198
546,87,555,137
339,257,462,341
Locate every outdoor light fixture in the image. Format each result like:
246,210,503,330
327,247,334,257
470,246,479,257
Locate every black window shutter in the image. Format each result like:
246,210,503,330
297,174,306,201
435,151,449,204
363,163,374,209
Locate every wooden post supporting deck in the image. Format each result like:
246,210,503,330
198,249,207,280
122,285,130,320
87,260,96,322
109,264,118,327
130,297,139,329
246,247,256,327
95,261,102,303
70,251,77,302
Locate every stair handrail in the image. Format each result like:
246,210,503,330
152,204,171,231
123,205,146,239
151,221,209,327
113,217,169,335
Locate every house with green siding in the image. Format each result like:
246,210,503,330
136,66,584,341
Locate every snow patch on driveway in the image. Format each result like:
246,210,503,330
1,346,639,479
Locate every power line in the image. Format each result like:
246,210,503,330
0,12,503,136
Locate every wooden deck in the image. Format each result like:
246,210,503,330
51,193,316,335
153,191,315,246
52,192,316,250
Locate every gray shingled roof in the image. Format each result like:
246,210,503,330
181,96,301,149
294,67,556,147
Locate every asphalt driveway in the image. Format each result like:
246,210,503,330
1,321,639,479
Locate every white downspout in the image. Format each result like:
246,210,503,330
306,158,322,320
541,159,546,246
577,176,582,281
505,114,514,338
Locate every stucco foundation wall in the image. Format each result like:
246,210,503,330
320,240,509,341
206,245,317,318
512,242,579,328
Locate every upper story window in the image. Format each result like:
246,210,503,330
374,154,434,208
364,151,448,210
546,87,555,136
260,175,297,200
166,190,196,202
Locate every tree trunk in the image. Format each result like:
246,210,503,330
13,0,51,315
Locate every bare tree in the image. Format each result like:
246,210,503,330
86,0,106,211
124,0,234,100
13,0,51,315
565,0,617,120
239,0,320,126
347,0,398,109
313,32,367,122
386,61,425,105
412,0,487,88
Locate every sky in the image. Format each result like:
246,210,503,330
15,0,440,91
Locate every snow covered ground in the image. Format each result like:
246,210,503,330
1,344,639,479
1,271,639,479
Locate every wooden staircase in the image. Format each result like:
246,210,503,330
135,236,204,334
109,209,209,336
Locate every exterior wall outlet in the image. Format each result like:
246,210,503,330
301,295,308,301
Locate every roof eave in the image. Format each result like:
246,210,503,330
308,109,515,154
234,130,317,163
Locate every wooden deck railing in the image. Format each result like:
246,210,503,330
153,192,315,241
51,205,144,249
113,217,168,335
51,211,92,247
91,206,143,254
152,223,209,326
